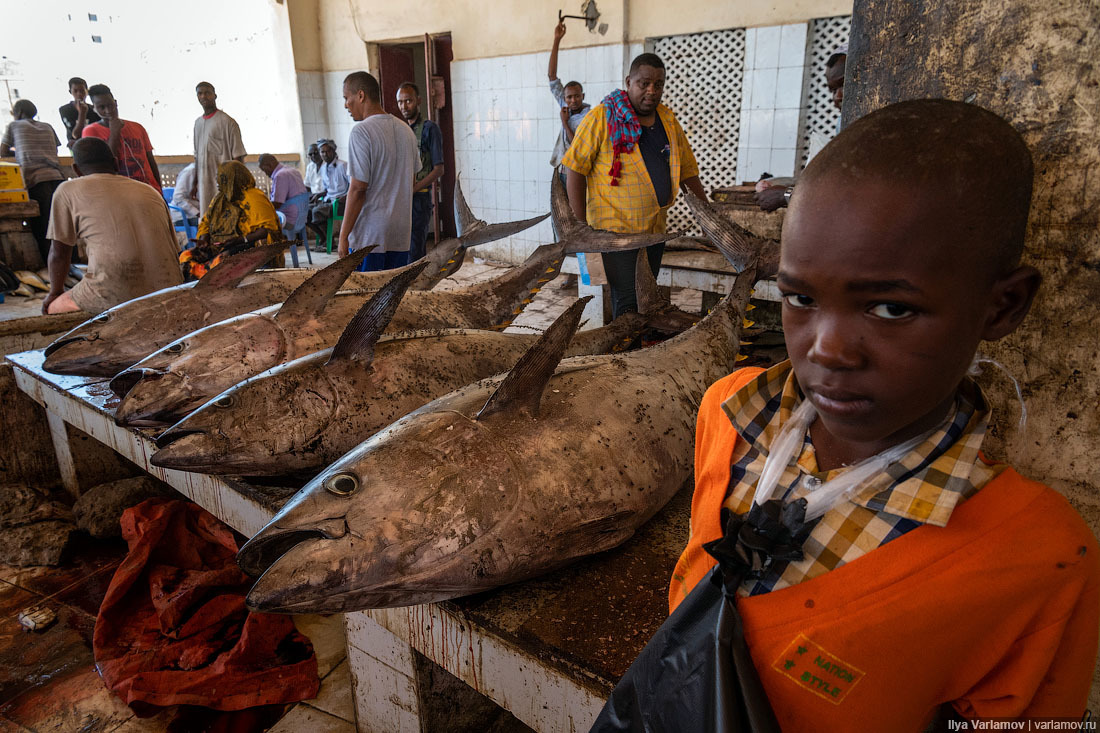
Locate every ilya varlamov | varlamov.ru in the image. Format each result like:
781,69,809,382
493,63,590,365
947,719,1097,731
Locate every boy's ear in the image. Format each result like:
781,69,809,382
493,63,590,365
981,265,1042,341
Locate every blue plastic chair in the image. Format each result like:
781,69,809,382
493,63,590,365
281,192,312,267
162,187,198,242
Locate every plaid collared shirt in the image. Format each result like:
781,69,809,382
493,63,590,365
561,102,699,234
721,361,1002,597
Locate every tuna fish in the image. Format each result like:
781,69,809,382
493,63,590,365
151,268,655,476
40,178,548,378
110,196,679,429
235,191,767,613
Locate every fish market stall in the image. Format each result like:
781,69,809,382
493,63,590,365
7,347,693,733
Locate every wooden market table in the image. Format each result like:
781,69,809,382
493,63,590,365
7,348,693,732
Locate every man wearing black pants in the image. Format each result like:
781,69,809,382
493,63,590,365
396,83,444,262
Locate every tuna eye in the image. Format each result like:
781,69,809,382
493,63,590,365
324,473,359,496
165,343,185,354
214,395,235,408
94,314,110,324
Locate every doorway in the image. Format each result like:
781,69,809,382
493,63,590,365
374,34,456,241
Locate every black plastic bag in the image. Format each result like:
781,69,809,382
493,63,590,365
590,500,816,732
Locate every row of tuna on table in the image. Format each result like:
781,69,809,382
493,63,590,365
40,175,776,615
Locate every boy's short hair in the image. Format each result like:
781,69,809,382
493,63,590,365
802,98,1033,274
397,81,419,97
87,83,112,99
564,81,583,92
196,81,215,92
629,53,665,75
13,99,36,118
344,71,381,103
68,77,87,89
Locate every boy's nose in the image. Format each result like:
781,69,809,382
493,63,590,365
807,318,863,370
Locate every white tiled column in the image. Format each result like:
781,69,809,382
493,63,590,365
451,44,631,265
737,23,810,182
296,70,330,154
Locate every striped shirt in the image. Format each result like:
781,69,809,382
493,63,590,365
561,102,698,234
1,120,64,188
720,361,1000,596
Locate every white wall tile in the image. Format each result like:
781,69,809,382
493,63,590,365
770,147,796,177
748,109,774,149
772,108,800,148
779,23,809,67
742,147,772,180
754,26,781,69
744,29,758,69
775,67,804,109
750,68,777,110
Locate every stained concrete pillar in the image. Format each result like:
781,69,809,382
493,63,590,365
845,0,1100,708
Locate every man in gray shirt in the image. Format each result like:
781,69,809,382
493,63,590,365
338,71,418,272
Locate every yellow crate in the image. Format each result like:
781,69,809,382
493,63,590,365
0,163,25,191
0,189,30,203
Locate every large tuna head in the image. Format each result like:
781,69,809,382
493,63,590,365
111,308,288,428
42,286,203,377
238,296,592,614
238,408,521,613
152,355,337,475
42,243,287,377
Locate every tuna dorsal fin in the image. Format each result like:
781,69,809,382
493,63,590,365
476,295,592,420
454,175,484,237
634,248,663,316
275,247,375,323
550,168,575,235
328,260,429,364
192,242,287,293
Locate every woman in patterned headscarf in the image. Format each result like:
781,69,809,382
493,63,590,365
180,160,282,278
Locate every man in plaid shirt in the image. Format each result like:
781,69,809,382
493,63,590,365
562,53,706,319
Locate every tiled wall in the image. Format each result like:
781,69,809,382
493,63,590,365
736,23,810,182
296,70,359,161
450,43,643,263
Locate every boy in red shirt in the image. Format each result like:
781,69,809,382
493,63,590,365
596,100,1099,730
82,84,161,192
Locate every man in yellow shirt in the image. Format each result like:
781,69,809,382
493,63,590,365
562,52,706,318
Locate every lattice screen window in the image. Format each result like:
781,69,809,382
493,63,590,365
796,15,851,169
652,29,746,235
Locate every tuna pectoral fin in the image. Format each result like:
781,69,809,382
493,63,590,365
193,242,288,293
683,191,778,275
328,260,429,365
477,295,592,420
560,510,637,550
275,246,377,324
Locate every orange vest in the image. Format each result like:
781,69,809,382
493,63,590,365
670,369,1100,726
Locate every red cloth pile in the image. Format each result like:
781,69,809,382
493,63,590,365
94,498,319,720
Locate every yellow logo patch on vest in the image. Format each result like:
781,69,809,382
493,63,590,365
772,634,865,705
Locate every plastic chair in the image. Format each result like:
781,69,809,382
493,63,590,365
281,192,312,267
324,198,344,254
162,187,198,242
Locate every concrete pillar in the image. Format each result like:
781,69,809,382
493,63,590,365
845,0,1100,708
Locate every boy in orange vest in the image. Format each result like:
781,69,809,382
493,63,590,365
606,100,1099,729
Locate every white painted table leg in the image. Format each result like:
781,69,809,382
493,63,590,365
344,612,423,733
45,410,79,498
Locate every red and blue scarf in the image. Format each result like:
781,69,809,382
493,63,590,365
602,89,642,186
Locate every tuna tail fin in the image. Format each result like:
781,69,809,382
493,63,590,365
633,249,702,333
328,261,429,364
551,171,683,254
275,246,376,324
476,295,592,420
192,242,289,293
682,191,779,277
454,174,482,237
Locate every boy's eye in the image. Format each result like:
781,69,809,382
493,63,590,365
782,293,815,309
868,302,915,320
